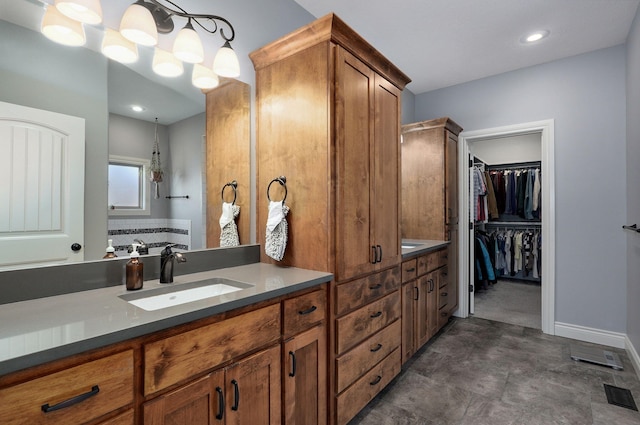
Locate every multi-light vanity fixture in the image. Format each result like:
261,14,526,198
40,0,240,89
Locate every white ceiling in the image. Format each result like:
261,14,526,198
293,0,640,94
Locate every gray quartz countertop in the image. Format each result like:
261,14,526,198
0,263,333,376
402,239,450,259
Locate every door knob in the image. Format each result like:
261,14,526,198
71,243,82,252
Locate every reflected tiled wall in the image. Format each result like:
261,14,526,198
108,219,191,256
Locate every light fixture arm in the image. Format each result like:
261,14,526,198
148,0,235,42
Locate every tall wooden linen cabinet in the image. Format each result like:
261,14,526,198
401,117,462,320
250,13,410,425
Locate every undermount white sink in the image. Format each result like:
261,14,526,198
119,278,253,311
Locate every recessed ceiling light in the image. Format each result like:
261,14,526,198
521,30,550,44
131,105,145,112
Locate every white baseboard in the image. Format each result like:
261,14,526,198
554,322,626,349
626,334,640,379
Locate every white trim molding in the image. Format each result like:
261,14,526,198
555,322,626,349
459,119,555,335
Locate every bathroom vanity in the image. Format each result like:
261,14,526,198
0,247,332,425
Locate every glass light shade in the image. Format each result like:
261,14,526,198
55,0,102,25
119,2,157,46
102,28,138,63
173,21,204,64
152,48,183,77
41,6,86,46
192,64,220,89
212,41,240,78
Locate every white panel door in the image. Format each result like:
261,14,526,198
0,101,85,269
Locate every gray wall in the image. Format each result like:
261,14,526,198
402,88,416,124
0,20,109,261
626,9,640,356
415,45,628,333
167,112,207,249
108,114,171,219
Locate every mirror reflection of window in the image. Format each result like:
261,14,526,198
108,155,150,215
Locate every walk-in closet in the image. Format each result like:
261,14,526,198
469,132,542,329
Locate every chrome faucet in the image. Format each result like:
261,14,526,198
160,244,187,283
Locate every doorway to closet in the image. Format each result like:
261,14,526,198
458,120,555,335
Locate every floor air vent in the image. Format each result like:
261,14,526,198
569,344,623,370
604,384,638,411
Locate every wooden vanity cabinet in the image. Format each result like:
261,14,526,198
401,248,449,364
143,345,281,425
282,289,327,425
401,118,462,318
251,14,410,425
0,350,134,425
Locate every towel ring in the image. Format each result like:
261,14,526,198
221,180,238,205
267,176,287,203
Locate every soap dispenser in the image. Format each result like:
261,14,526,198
125,245,143,290
103,239,117,258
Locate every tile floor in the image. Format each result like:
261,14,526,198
349,317,640,425
473,280,541,330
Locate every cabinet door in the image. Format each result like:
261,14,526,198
143,372,223,425
283,324,327,425
372,73,402,271
445,132,458,229
401,281,416,363
335,46,376,281
225,345,281,425
416,274,431,348
445,229,458,314
426,272,439,339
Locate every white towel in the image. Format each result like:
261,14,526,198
219,202,240,247
265,201,289,261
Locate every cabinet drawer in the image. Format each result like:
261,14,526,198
0,350,133,425
336,291,400,354
417,252,440,275
335,267,400,316
439,266,449,288
283,288,326,337
335,320,401,393
335,348,401,425
100,409,135,425
144,303,281,395
439,248,448,267
401,259,417,282
438,283,449,310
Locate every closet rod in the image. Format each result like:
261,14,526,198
486,161,541,171
485,221,541,227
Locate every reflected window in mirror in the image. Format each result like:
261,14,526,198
108,155,150,215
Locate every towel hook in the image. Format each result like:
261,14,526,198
267,176,287,203
221,180,238,205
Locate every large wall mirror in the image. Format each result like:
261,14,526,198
0,0,251,270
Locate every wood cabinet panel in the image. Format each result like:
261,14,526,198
334,267,400,316
335,348,401,425
401,259,417,283
225,345,281,425
336,320,400,394
401,281,416,363
0,350,133,425
283,288,327,338
283,324,327,425
99,409,134,425
144,304,281,395
335,291,400,354
143,372,221,425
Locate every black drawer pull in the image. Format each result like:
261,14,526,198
215,387,225,420
369,283,382,290
298,305,317,315
405,267,416,273
289,351,297,377
41,385,99,413
414,286,419,301
370,311,383,318
371,246,377,264
231,379,240,411
370,343,383,352
441,292,448,297
376,245,383,263
370,375,382,386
